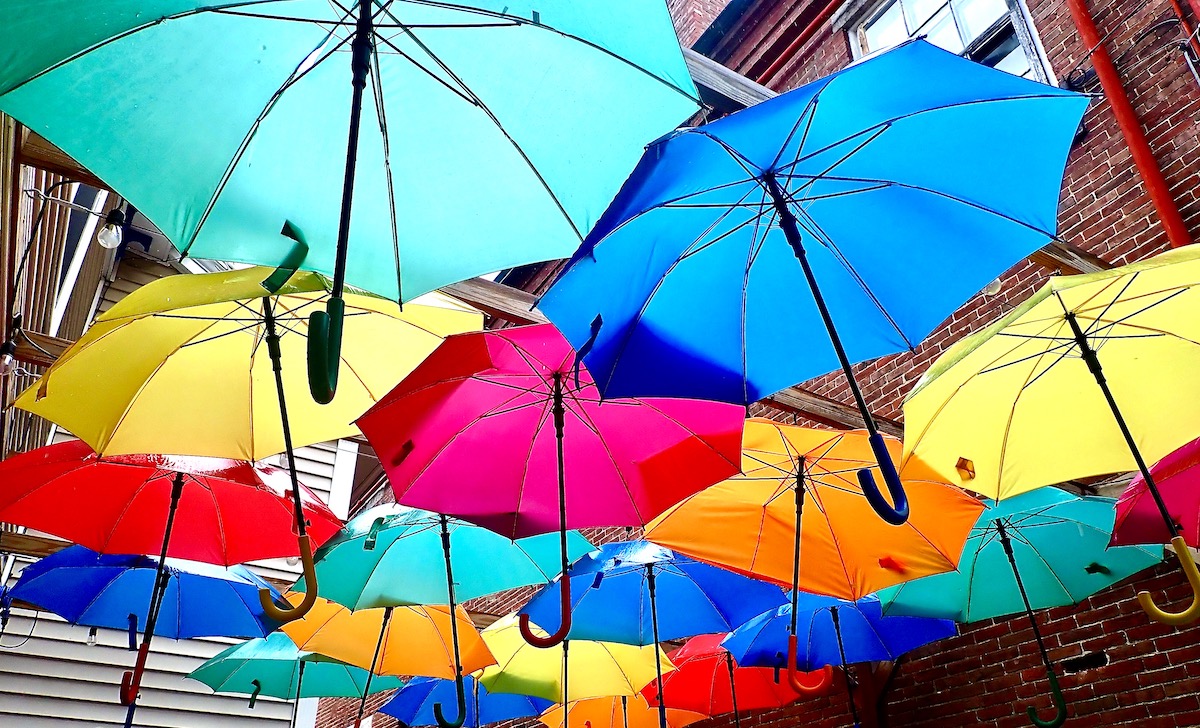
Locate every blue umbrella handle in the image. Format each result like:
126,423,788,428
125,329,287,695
519,577,572,648
248,679,263,709
786,635,833,693
126,614,138,651
1027,669,1067,728
433,673,468,728
307,297,344,405
1138,537,1200,626
856,433,909,526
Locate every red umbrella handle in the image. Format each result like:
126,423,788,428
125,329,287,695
1139,537,1200,625
119,641,151,705
786,635,833,693
260,536,318,623
519,577,572,648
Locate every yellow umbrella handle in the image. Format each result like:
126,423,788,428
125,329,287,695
786,635,833,693
260,536,318,623
1138,536,1200,626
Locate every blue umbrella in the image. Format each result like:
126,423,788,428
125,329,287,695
8,545,283,640
722,593,956,728
520,541,788,728
381,675,552,728
539,39,1089,525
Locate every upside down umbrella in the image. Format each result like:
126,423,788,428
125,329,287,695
723,594,956,728
520,541,786,728
358,323,744,649
0,0,698,402
877,489,1162,728
17,266,478,626
539,38,1089,525
0,440,341,713
1113,435,1200,548
902,244,1200,624
296,504,592,727
541,695,706,728
381,675,552,728
641,634,806,728
646,419,981,690
189,633,405,728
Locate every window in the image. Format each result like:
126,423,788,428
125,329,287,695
849,0,1047,81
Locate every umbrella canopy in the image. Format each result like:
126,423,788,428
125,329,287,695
381,675,552,728
281,594,494,679
540,38,1087,405
722,594,956,672
1113,435,1200,548
15,267,480,461
520,541,787,645
645,419,983,601
477,614,674,704
0,440,341,565
10,545,283,640
540,695,706,728
299,504,594,610
642,634,805,719
878,489,1163,623
0,1,697,305
189,632,405,701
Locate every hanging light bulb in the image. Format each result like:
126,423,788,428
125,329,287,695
87,627,98,646
982,278,1003,296
96,208,125,250
0,339,15,377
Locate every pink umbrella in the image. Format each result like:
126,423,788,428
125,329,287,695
357,324,744,648
1112,434,1200,548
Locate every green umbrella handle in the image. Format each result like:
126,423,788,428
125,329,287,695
786,635,833,693
307,297,344,405
1139,536,1200,626
248,679,262,709
857,433,910,526
433,673,468,728
1027,669,1067,728
260,536,318,623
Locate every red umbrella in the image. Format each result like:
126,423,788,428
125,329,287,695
0,439,342,707
642,634,811,728
358,323,744,649
1112,434,1200,548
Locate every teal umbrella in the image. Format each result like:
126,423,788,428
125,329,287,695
877,489,1163,728
189,632,404,728
295,504,593,726
0,1,698,402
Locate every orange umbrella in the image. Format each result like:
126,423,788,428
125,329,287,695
541,695,706,728
645,419,982,690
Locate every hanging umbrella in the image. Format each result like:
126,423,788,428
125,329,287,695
641,634,806,728
901,244,1200,623
358,323,743,649
281,593,495,727
1112,435,1200,548
645,419,981,690
540,695,706,728
0,440,341,713
876,489,1162,727
539,38,1089,525
381,675,552,728
520,540,786,728
16,266,478,625
477,614,674,705
0,1,698,403
9,544,282,640
189,632,405,728
294,504,592,727
723,594,956,728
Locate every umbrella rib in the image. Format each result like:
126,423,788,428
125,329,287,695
371,31,477,106
206,479,232,565
511,394,556,538
1005,529,1076,607
1058,272,1139,334
742,192,778,401
991,335,1058,492
770,89,825,172
558,395,641,524
369,42,406,306
805,484,861,599
634,399,742,473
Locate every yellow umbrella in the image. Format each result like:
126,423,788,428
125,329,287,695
478,614,674,705
902,244,1200,625
540,695,706,728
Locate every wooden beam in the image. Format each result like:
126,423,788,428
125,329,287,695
684,47,774,110
441,278,545,325
15,131,107,190
13,329,72,368
766,387,902,436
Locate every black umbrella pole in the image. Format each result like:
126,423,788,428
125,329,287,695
435,515,468,728
356,607,392,728
996,523,1067,728
648,565,668,728
727,655,742,728
762,173,908,525
120,472,185,711
831,608,861,728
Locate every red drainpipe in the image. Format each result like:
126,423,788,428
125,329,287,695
1065,0,1193,247
758,0,847,84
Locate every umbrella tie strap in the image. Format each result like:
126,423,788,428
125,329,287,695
248,679,262,709
261,221,309,294
126,614,138,651
434,515,468,728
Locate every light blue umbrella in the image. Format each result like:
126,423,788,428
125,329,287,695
381,675,551,728
539,39,1089,525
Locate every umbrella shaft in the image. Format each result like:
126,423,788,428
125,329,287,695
357,607,392,724
263,298,308,538
552,373,569,575
832,607,860,728
332,0,375,297
996,523,1056,671
790,469,806,635
647,566,667,728
291,661,306,728
143,473,184,639
440,516,464,680
727,655,741,728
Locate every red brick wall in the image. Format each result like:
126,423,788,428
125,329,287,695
670,0,737,47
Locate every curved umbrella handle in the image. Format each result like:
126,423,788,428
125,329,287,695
433,672,468,728
519,577,571,648
119,641,151,706
248,679,263,709
786,635,833,693
1138,536,1200,626
307,297,344,405
857,433,910,526
1026,670,1068,728
260,536,317,623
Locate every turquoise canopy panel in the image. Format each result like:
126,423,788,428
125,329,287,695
0,1,699,302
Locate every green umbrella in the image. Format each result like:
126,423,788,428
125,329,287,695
877,488,1162,728
0,1,699,401
188,632,405,728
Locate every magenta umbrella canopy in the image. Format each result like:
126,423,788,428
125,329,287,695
357,324,744,540
1112,435,1200,548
